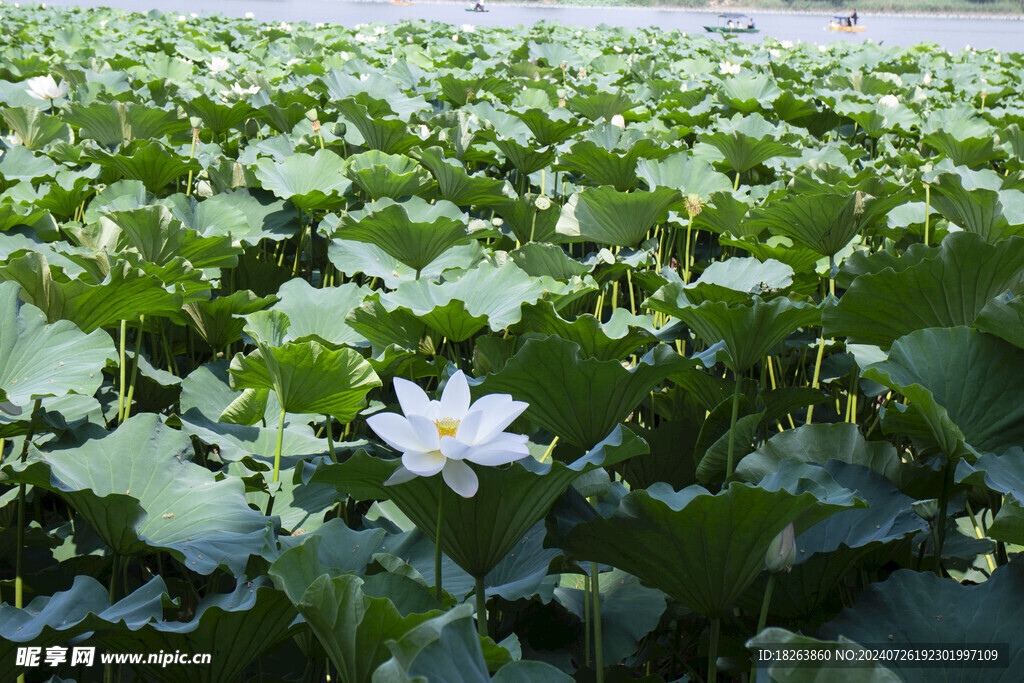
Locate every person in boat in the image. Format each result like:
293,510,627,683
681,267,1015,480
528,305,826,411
747,17,755,29
473,0,484,9
851,8,858,24
726,18,734,28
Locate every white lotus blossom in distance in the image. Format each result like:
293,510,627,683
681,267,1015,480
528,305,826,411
367,370,530,498
780,40,794,49
922,73,932,87
610,114,626,129
879,94,900,109
178,14,186,22
244,11,255,19
461,23,475,33
452,33,460,42
208,56,230,74
24,75,68,102
719,61,741,75
769,48,781,59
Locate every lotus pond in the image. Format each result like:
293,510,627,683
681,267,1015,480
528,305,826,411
1,4,1024,682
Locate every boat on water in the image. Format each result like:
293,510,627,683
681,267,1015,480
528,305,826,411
829,14,865,31
704,13,759,34
391,1,414,5
466,6,489,11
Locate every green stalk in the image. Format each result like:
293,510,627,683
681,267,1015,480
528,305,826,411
117,319,127,423
682,221,694,283
435,476,445,601
591,561,604,683
475,574,487,638
756,573,776,633
265,406,287,517
583,573,591,666
708,616,721,681
123,316,145,422
104,555,119,683
805,337,826,424
325,415,337,463
726,373,743,478
934,459,955,575
15,399,42,611
924,183,931,246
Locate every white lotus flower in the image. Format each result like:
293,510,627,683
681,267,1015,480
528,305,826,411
922,73,932,86
190,12,197,18
279,21,292,31
244,11,255,18
719,61,741,75
781,40,794,49
407,36,414,43
208,56,230,74
24,75,69,102
769,48,781,59
367,370,530,498
178,14,186,22
610,114,625,129
452,33,459,42
879,94,899,109
461,23,475,33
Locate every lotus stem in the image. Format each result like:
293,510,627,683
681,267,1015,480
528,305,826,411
325,415,337,463
265,406,287,517
733,170,741,191
583,572,591,666
726,373,743,478
117,319,127,423
757,573,776,633
591,561,604,683
965,500,997,573
924,183,931,246
475,574,487,638
805,337,826,424
934,459,955,575
123,316,145,422
15,399,42,612
683,221,694,283
435,476,444,602
708,616,721,681
626,268,637,316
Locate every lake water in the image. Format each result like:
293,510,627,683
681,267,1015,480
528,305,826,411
48,0,1024,52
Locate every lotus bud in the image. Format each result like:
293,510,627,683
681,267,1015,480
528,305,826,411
311,119,321,134
912,498,939,522
191,127,200,145
879,94,899,109
765,523,796,573
922,73,932,87
610,114,626,129
558,98,566,108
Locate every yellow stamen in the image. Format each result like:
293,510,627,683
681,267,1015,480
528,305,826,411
434,417,460,439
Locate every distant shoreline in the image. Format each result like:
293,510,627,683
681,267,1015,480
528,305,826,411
369,0,1024,19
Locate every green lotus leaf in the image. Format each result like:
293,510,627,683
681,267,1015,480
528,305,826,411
823,233,1024,348
413,146,510,207
494,193,563,244
80,140,200,193
0,280,115,406
181,94,255,135
513,107,585,146
646,296,820,374
2,413,268,574
345,150,436,200
566,91,637,122
229,330,380,423
721,234,824,274
863,327,1024,459
336,98,419,155
649,257,793,308
0,145,59,182
555,186,680,248
747,628,901,683
62,101,188,147
477,128,557,176
508,243,590,280
819,564,1024,683
437,73,516,107
478,336,694,448
180,290,276,350
636,152,733,198
312,426,646,578
698,130,799,175
976,295,1024,351
957,449,1024,507
547,460,862,616
96,577,298,683
2,105,69,149
0,576,170,682
269,278,370,348
737,422,903,485
178,412,328,464
492,661,574,682
372,604,491,682
556,138,669,192
835,100,920,138
254,149,351,212
518,300,658,361
925,166,1024,242
718,73,783,113
375,261,565,342
337,196,471,275
922,106,1006,167
101,204,241,269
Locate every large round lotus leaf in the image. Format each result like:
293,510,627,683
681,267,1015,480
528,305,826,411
375,261,567,342
254,149,351,211
0,576,168,677
555,186,680,247
645,295,820,375
0,280,115,406
344,149,435,200
180,290,276,350
976,295,1024,351
647,257,794,308
229,313,381,423
819,564,1024,683
717,73,783,113
1,413,268,575
413,146,510,208
373,604,491,682
335,97,419,155
923,165,1024,243
476,336,695,449
80,140,201,193
100,204,240,269
635,152,733,198
736,422,903,485
555,138,668,191
62,101,187,147
96,577,298,683
547,460,862,617
517,300,659,361
0,252,184,331
747,628,901,683
863,327,1024,459
337,196,471,275
513,107,585,146
697,129,799,175
824,233,1024,348
269,278,371,348
312,426,647,578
